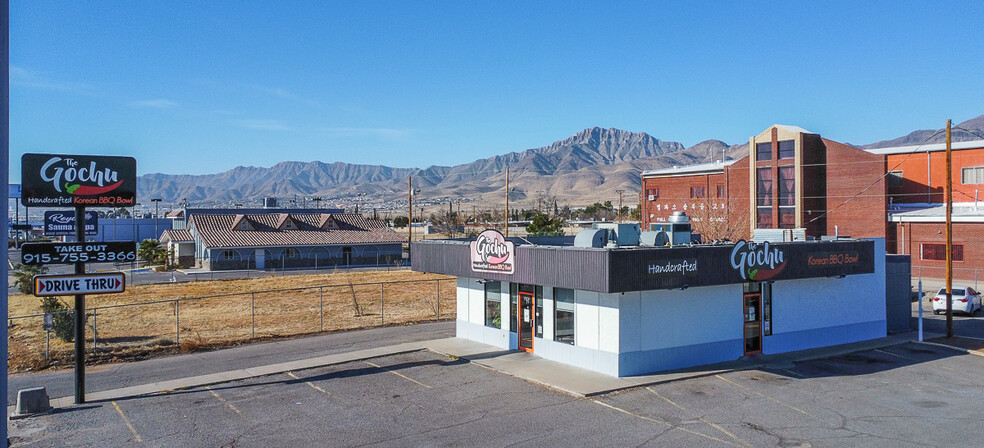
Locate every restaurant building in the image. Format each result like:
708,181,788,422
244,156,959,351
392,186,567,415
412,228,886,377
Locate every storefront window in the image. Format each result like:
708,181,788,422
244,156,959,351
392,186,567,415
535,286,543,338
762,282,773,336
509,283,518,333
485,281,501,328
554,288,575,345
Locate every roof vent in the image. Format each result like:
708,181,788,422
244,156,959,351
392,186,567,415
574,229,608,248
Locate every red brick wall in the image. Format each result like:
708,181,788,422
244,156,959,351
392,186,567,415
896,221,984,283
886,146,984,205
823,138,887,238
641,156,751,241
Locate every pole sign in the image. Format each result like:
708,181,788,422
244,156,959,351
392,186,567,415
21,154,136,207
33,273,126,297
21,241,137,265
44,210,98,236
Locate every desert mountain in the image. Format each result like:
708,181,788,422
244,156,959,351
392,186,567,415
860,114,984,149
138,115,983,209
139,128,744,208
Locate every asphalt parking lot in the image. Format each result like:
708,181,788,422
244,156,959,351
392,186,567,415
9,341,983,447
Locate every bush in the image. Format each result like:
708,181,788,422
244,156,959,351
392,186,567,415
12,263,49,295
40,296,78,342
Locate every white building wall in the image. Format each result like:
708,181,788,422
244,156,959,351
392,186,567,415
765,238,887,354
455,277,510,349
575,290,599,350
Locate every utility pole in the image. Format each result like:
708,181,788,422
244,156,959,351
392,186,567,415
408,176,413,258
504,167,510,237
616,189,625,223
945,119,953,338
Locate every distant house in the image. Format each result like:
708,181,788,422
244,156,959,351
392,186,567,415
186,212,404,271
160,228,195,267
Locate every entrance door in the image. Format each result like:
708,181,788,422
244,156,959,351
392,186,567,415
743,293,762,355
518,292,534,351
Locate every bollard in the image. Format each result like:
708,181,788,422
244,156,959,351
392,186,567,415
10,387,53,419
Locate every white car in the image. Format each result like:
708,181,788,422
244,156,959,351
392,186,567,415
932,286,982,315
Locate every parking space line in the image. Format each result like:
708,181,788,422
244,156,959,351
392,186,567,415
714,374,823,422
779,368,805,378
874,348,913,361
363,360,432,388
591,399,740,447
206,387,244,416
286,371,332,396
112,401,143,443
647,387,755,448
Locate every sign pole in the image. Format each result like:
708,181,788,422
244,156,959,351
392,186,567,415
74,205,86,404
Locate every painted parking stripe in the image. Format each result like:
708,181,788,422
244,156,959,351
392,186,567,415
715,374,823,422
874,348,914,361
363,360,432,388
647,387,755,448
206,387,244,416
286,371,332,396
591,399,740,447
112,401,143,443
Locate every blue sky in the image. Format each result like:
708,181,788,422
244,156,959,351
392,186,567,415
9,1,984,180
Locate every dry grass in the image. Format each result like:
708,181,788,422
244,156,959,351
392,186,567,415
7,269,456,373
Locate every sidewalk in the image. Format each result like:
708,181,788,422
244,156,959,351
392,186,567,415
10,329,948,415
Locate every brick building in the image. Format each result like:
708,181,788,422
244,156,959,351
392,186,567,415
642,125,984,282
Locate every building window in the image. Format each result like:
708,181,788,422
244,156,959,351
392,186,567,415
509,283,518,333
778,166,795,206
485,281,502,328
757,208,773,228
554,288,575,345
646,188,659,201
762,283,773,336
535,287,544,339
778,140,795,159
887,170,904,188
757,167,773,228
690,186,706,199
920,244,964,262
222,250,235,260
961,166,984,184
757,168,773,206
756,142,772,161
716,184,726,199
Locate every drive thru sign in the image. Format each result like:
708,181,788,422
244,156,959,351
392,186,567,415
33,273,126,297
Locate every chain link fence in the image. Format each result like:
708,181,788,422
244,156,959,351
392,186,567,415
7,277,456,371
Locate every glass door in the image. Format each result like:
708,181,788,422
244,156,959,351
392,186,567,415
743,293,762,355
518,292,534,351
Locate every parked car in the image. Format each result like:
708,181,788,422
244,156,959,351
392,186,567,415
932,286,982,315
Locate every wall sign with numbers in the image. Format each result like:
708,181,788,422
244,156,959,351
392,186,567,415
21,241,137,265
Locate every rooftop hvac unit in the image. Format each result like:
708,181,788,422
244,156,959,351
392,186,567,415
753,228,806,243
574,228,608,248
648,211,692,245
592,223,641,246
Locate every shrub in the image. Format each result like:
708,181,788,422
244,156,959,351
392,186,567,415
40,296,78,342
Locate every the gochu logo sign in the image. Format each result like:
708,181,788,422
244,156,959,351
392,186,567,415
21,154,136,207
730,240,787,281
470,229,515,274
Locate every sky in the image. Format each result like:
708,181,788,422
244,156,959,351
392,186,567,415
8,1,984,181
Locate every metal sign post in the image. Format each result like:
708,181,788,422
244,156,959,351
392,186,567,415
74,206,86,404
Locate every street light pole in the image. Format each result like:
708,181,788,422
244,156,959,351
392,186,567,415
616,189,625,223
504,167,510,237
151,198,162,241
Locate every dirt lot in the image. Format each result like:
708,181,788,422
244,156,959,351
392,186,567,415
7,269,456,373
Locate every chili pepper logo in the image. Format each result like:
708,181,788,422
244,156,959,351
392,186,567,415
65,180,124,196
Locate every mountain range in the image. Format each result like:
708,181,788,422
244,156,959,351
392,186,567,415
138,114,984,209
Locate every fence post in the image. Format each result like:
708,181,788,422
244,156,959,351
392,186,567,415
436,280,441,318
175,300,180,347
380,283,384,325
251,293,256,339
92,309,97,353
319,286,324,332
